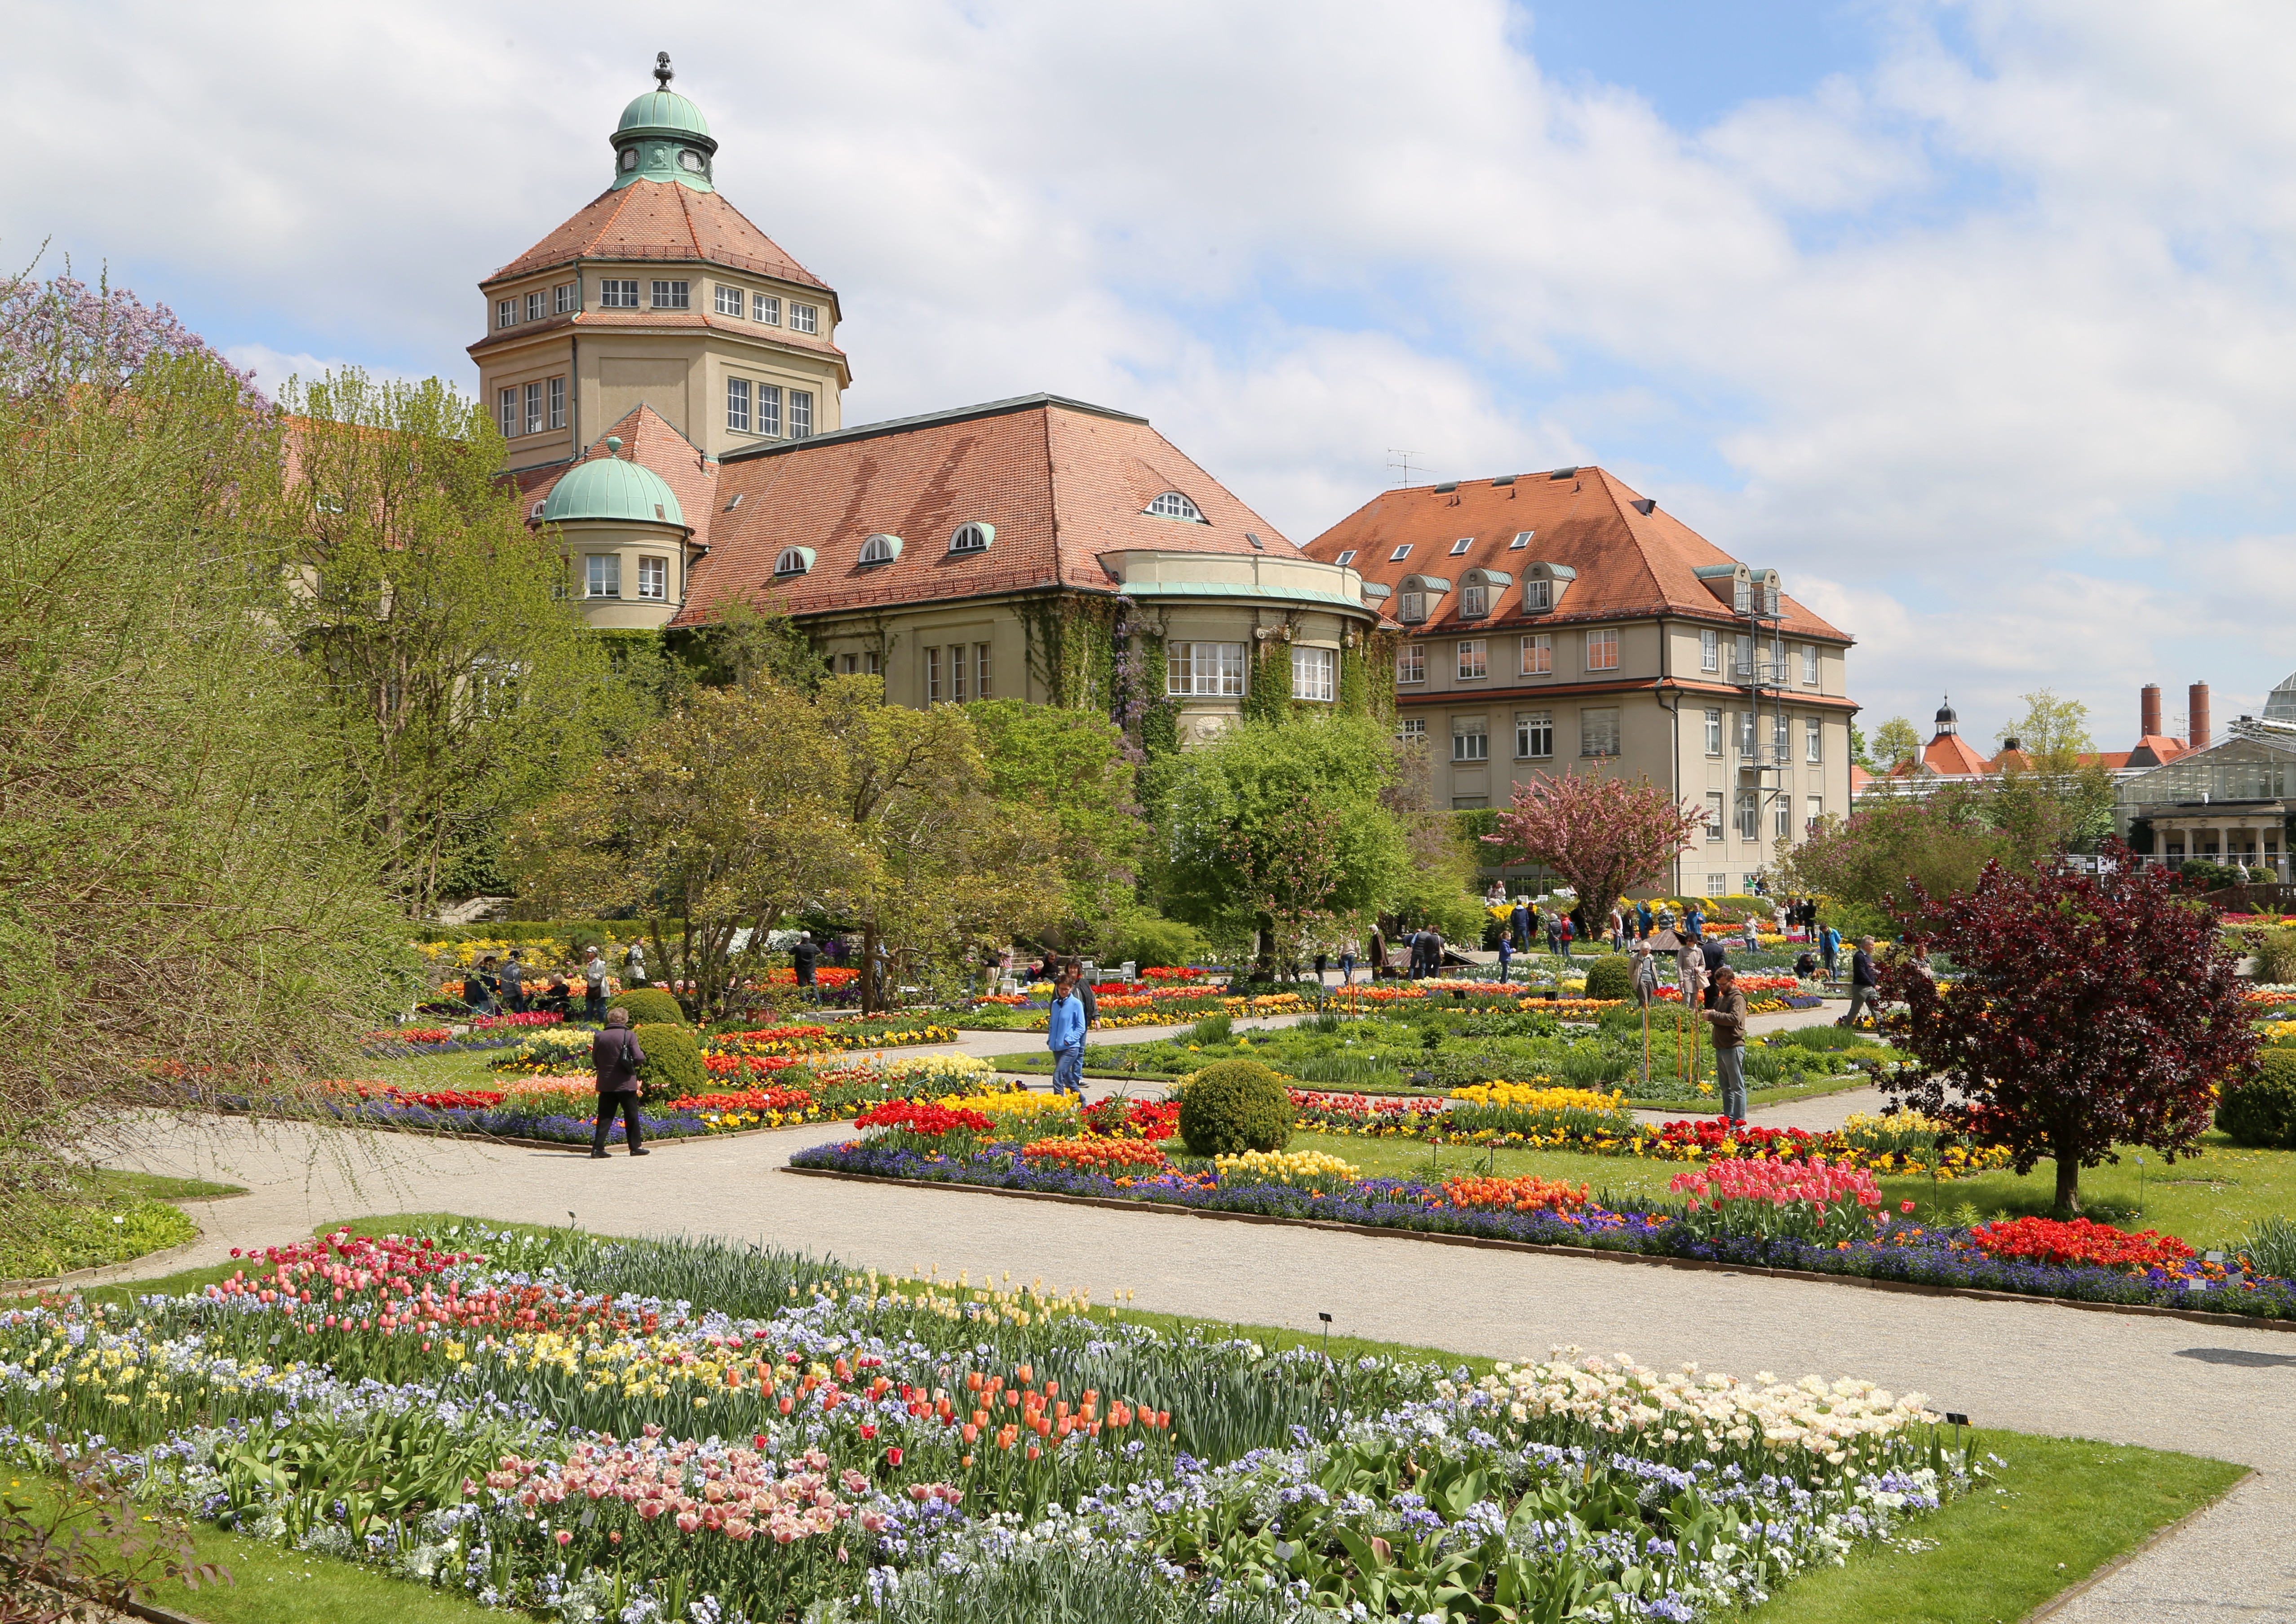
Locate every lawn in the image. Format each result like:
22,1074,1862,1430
0,1168,245,1283
25,1208,2249,1624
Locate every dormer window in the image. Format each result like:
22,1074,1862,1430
1518,562,1574,615
678,149,707,174
1733,578,1751,612
774,547,813,576
1449,537,1472,556
1525,579,1551,612
1458,568,1510,620
620,149,638,173
1397,574,1450,625
949,522,993,553
1462,583,1485,617
1400,590,1426,623
859,533,903,565
1145,491,1204,522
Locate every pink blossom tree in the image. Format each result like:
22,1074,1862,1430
0,266,262,403
1484,770,1708,933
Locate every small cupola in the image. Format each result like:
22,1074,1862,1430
611,53,718,192
1518,561,1575,614
540,436,686,528
1458,567,1512,619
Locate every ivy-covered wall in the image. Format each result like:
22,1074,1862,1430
1019,594,1119,712
1243,635,1292,725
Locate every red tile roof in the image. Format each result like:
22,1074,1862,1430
485,180,832,295
671,394,1298,624
1302,468,1851,642
1923,732,1993,776
512,404,720,545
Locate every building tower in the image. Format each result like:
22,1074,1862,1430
469,53,849,475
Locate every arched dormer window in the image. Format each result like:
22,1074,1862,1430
859,533,903,566
1397,573,1452,625
949,522,993,554
1144,491,1204,523
1459,568,1512,619
1519,562,1575,614
774,546,814,576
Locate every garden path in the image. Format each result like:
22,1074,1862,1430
86,1108,2296,1624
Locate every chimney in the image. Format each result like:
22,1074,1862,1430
2141,683,2161,739
2189,681,2211,750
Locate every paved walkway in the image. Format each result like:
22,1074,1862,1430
79,1102,2296,1623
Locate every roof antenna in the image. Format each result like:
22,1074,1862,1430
1387,448,1418,488
654,51,674,91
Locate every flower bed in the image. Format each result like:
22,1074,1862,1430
0,1223,1990,1621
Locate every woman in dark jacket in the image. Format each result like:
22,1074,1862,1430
590,1009,649,1159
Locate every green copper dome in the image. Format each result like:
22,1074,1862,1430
542,442,685,528
609,54,718,192
617,89,710,139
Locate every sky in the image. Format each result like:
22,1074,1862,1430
8,0,2295,747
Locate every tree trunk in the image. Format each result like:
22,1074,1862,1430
861,921,880,1016
1254,924,1276,982
2054,1142,2082,1214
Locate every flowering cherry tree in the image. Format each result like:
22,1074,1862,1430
1483,771,1707,934
1876,845,2254,1213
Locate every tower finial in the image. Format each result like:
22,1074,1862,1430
654,52,673,91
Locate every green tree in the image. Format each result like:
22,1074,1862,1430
1780,786,2010,923
1149,717,1411,976
1999,688,2093,770
1990,690,2116,854
1868,717,1922,774
284,369,618,916
0,276,406,1226
966,698,1143,952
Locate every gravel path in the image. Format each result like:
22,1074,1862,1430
79,1104,2296,1623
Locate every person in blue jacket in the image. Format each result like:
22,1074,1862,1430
1047,967,1088,1096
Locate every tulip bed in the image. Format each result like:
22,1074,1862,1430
0,1222,1995,1623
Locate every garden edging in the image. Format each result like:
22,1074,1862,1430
2018,1466,2257,1623
780,1165,2296,1336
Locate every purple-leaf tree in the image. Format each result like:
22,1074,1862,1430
1875,844,2254,1213
0,266,263,402
1484,770,1708,933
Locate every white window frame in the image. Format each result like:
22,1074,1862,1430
790,303,819,334
496,299,515,329
651,280,690,310
496,388,517,438
727,376,751,433
1456,639,1487,680
715,284,744,316
1708,871,1729,893
950,642,971,703
1516,710,1553,760
1520,633,1551,676
1389,544,1412,562
1145,491,1204,522
1584,628,1618,672
974,642,992,700
636,556,668,601
600,279,639,309
1735,788,1760,840
1167,641,1246,697
774,547,810,576
1774,712,1791,757
549,376,566,430
1524,578,1551,612
1806,795,1825,834
1399,591,1426,624
1334,549,1356,566
1452,717,1489,762
1803,643,1819,685
1449,537,1472,556
585,554,621,598
1398,717,1428,745
1462,582,1486,618
1701,628,1718,673
525,290,546,322
1705,708,1722,756
925,647,942,704
789,390,813,438
1581,706,1620,758
1806,717,1822,762
1396,644,1426,685
949,522,992,553
1775,795,1791,840
523,381,543,437
754,292,780,325
1706,792,1724,842
1509,531,1533,549
554,282,577,314
1290,645,1335,702
758,383,782,438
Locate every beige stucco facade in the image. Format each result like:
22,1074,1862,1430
554,516,701,631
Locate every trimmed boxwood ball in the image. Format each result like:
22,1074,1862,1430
634,1022,705,1098
611,987,687,1027
1582,954,1635,1001
1178,1059,1294,1157
2218,1050,2296,1148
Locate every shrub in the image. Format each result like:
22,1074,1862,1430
634,1022,705,1098
1582,955,1635,1000
1177,1059,1293,1156
2218,1050,2296,1148
2248,926,2296,985
611,987,687,1027
1776,1023,1879,1053
1185,1012,1234,1047
1112,912,1206,970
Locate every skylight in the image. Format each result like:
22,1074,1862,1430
1449,537,1472,555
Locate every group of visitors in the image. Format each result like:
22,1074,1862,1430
1042,956,1102,1096
463,940,644,1022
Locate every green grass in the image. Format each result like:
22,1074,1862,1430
92,1168,245,1203
0,1167,237,1283
1747,1433,2243,1624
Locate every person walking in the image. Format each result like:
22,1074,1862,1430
1366,924,1386,982
1076,960,1100,1027
1675,930,1706,1013
500,950,527,1014
1703,964,1749,1120
1425,925,1445,978
581,946,610,1023
1819,921,1841,983
792,932,820,1003
1544,909,1563,958
1685,903,1705,942
623,938,647,988
1510,899,1533,957
1495,928,1513,983
1608,904,1626,952
1841,936,1879,1027
1047,968,1087,1096
1700,933,1727,1009
1339,945,1356,986
590,1009,648,1159
1636,899,1653,940
1631,939,1659,1008
1742,913,1760,953
1558,913,1574,960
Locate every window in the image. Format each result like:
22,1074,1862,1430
1584,628,1618,672
1735,789,1760,840
679,149,707,175
1516,710,1553,759
1805,717,1822,762
549,376,566,430
1334,549,1357,566
1735,634,1753,676
496,299,515,328
1398,717,1427,745
1145,491,1204,522
1449,537,1472,556
726,376,751,433
1582,707,1621,757
1509,531,1533,549
790,303,818,334
525,290,546,322
1462,583,1487,617
974,642,992,699
585,554,621,598
758,383,782,437
1764,583,1781,615
1452,717,1489,762
1806,795,1825,833
950,642,971,703
1739,711,1756,756
1291,646,1335,701
753,292,780,324
1168,641,1246,697
1706,792,1724,841
651,280,690,309
1520,633,1551,676
1700,628,1718,672
926,646,942,704
715,284,744,316
774,547,810,575
637,556,668,601
1389,544,1412,562
1773,712,1790,758
949,522,993,553
1457,639,1487,680
1452,796,1489,810
837,651,882,677
600,279,639,309
554,282,577,314
1524,578,1551,612
859,533,901,565
789,390,813,438
496,388,517,438
1774,796,1791,840
524,381,543,437
1396,644,1426,685
1733,577,1751,612
1708,872,1729,894
1803,644,1819,684
1704,708,1722,755
1400,589,1426,623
